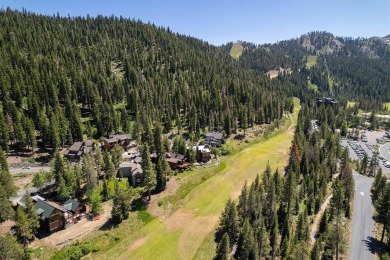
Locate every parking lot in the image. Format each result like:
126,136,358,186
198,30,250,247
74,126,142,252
340,130,390,178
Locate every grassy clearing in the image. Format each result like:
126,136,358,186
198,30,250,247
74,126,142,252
347,101,356,108
308,78,318,92
113,102,126,110
384,102,390,111
111,61,124,79
99,98,300,260
306,55,317,68
230,42,243,59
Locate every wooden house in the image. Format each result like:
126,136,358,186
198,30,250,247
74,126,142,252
35,200,67,233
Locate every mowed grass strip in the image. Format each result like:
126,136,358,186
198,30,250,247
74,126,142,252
230,42,243,59
101,99,300,260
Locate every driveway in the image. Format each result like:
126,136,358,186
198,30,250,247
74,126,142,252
349,172,375,260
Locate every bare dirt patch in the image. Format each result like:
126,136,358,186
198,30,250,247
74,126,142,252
121,236,147,258
148,178,179,219
13,174,34,190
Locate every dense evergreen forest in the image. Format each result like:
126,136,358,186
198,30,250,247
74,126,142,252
1,7,390,259
214,101,356,259
234,31,390,111
0,8,293,152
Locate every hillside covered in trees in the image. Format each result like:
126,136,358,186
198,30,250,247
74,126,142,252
0,8,293,153
232,31,390,111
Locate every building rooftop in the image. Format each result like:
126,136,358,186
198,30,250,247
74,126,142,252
63,198,80,212
68,142,83,152
35,200,67,220
205,131,223,140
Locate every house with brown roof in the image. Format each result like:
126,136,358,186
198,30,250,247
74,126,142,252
194,145,211,162
64,140,96,161
165,152,188,170
102,133,134,151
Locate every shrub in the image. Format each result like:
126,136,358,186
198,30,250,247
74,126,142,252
221,143,232,155
51,241,100,260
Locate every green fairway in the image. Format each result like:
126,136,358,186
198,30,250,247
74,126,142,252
230,42,243,59
99,99,300,260
306,55,317,68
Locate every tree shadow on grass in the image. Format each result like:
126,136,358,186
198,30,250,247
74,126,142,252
363,236,387,256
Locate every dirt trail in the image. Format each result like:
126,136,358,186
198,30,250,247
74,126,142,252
310,194,332,244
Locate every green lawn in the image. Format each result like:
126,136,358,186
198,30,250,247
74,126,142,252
230,42,243,59
98,98,300,260
306,55,317,68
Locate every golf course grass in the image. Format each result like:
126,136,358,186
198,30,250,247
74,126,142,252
99,99,300,260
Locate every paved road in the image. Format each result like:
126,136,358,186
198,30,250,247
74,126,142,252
349,172,375,260
9,166,51,175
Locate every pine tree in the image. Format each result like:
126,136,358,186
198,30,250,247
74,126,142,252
0,189,14,223
214,232,230,260
310,239,322,260
32,171,45,190
235,218,258,260
15,206,34,245
153,123,164,155
111,180,132,224
215,199,239,244
103,150,114,178
111,144,124,170
83,153,97,192
102,177,109,201
0,232,25,260
270,214,279,259
256,218,271,258
371,168,386,203
329,179,344,260
53,150,65,182
24,192,39,236
94,147,104,177
373,183,390,242
87,190,103,215
156,156,168,192
0,112,10,151
57,175,71,201
141,144,157,200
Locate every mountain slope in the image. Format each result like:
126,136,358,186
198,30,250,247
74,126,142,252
0,9,292,151
235,31,390,110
